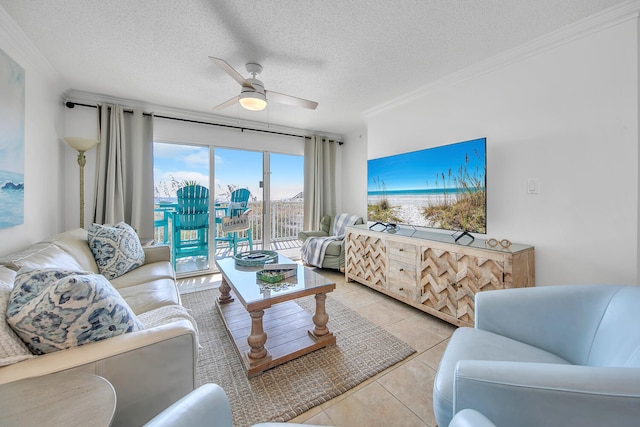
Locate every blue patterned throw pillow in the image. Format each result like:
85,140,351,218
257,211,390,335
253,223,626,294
8,268,84,317
6,271,143,355
88,222,145,279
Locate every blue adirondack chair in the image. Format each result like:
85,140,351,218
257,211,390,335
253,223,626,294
171,185,209,269
214,188,253,256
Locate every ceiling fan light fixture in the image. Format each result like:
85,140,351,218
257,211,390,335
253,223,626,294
210,57,317,111
239,91,267,111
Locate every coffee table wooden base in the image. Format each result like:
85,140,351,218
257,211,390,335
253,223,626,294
218,279,234,304
216,296,336,377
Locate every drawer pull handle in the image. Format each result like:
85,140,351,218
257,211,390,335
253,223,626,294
399,287,404,291
399,268,404,272
399,248,404,252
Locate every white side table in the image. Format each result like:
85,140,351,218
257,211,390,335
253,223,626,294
0,372,116,426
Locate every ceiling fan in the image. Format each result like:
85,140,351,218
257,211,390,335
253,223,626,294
209,56,318,112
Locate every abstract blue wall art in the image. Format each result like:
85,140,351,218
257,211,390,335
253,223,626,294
0,48,25,229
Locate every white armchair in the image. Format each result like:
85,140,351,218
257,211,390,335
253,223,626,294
144,383,329,427
434,284,640,427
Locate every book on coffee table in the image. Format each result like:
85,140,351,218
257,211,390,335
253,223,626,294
256,263,298,283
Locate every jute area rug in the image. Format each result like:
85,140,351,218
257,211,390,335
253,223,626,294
181,287,416,427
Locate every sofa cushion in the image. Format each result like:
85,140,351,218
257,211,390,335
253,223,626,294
7,270,143,355
110,262,175,290
47,228,100,272
88,222,145,280
0,280,35,367
116,279,181,315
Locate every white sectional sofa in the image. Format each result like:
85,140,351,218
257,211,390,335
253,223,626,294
0,228,198,426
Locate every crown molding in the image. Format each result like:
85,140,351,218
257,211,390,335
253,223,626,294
65,90,343,141
0,4,66,94
364,0,640,119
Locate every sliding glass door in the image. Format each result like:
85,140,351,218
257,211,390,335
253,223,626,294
213,148,304,259
268,153,304,259
154,142,305,276
213,147,263,258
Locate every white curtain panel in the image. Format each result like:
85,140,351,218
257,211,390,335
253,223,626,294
303,135,336,230
93,104,154,240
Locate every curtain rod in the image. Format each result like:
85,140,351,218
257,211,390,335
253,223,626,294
65,101,343,145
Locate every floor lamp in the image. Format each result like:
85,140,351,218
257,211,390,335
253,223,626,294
64,137,100,229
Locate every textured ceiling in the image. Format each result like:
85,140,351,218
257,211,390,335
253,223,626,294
0,0,628,136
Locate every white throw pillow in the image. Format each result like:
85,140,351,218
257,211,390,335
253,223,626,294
0,280,34,366
0,243,85,272
88,222,145,279
7,270,143,355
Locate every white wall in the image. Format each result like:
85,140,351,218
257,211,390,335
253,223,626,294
364,15,639,286
0,7,66,257
341,126,368,219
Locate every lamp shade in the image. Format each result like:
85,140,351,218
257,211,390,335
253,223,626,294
239,92,267,111
64,137,100,152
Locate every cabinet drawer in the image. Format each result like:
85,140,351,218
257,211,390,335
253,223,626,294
387,280,417,304
388,259,415,283
387,284,417,302
387,241,417,263
387,259,417,301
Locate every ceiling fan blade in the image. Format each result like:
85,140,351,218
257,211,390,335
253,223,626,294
266,90,318,110
212,96,240,111
208,56,255,89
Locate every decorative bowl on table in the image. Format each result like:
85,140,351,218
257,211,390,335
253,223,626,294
233,250,278,267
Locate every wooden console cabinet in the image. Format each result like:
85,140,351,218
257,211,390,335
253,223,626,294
345,225,535,327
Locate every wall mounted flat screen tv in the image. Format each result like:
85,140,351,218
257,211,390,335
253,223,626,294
367,138,487,234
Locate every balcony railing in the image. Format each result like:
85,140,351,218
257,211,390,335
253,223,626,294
154,199,304,255
250,199,304,242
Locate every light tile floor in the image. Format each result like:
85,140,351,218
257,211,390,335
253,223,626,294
177,267,455,427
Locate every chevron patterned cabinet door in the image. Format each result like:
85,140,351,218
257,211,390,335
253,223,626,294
345,230,386,289
419,248,457,320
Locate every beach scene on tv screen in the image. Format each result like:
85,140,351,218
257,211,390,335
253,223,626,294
367,138,486,234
